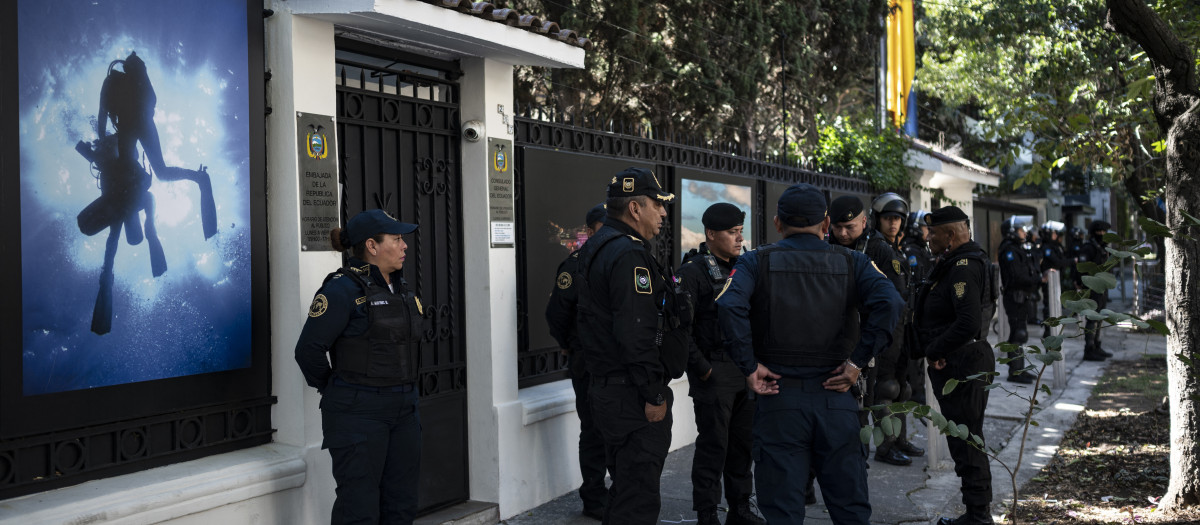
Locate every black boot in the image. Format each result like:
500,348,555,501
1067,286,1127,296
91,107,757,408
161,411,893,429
725,501,765,525
1082,347,1108,362
937,505,994,525
1008,371,1035,384
697,507,721,525
875,448,913,466
897,440,925,457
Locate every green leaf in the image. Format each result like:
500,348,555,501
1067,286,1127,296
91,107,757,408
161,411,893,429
914,405,931,418
956,423,969,438
1063,298,1098,313
943,378,960,396
984,383,1001,391
1075,261,1102,275
1183,211,1200,228
1030,419,1041,427
1145,319,1170,336
931,411,947,429
1081,275,1114,293
1081,309,1108,321
1138,216,1173,238
873,426,885,446
860,425,874,445
1042,335,1064,349
1102,233,1123,244
1040,384,1052,396
1032,352,1058,365
971,434,985,446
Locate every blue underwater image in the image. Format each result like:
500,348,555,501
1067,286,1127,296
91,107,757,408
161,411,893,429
17,0,253,395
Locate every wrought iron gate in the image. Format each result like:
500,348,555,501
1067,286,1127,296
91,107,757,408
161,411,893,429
335,41,467,513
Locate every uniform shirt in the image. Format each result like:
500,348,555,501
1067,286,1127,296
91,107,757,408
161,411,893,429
577,218,672,404
997,238,1041,293
902,236,933,284
546,250,582,352
914,242,987,362
717,232,904,379
294,257,410,391
1040,240,1069,273
678,247,735,378
860,233,909,300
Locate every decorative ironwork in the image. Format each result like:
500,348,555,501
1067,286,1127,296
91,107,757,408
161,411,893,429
513,105,872,387
0,398,274,500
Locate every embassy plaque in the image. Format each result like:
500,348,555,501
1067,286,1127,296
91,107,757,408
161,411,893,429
488,138,515,247
297,112,339,251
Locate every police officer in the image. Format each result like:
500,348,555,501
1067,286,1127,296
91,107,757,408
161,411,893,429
295,209,424,525
1024,228,1043,326
869,193,926,465
577,167,691,525
546,203,609,520
718,184,904,524
914,207,996,525
1038,222,1069,338
997,216,1041,384
1074,220,1114,361
679,203,763,525
902,209,934,405
830,195,922,466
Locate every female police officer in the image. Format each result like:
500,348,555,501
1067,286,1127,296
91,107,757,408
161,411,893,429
295,209,424,525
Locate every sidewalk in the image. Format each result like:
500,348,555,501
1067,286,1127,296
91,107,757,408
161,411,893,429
503,298,1165,524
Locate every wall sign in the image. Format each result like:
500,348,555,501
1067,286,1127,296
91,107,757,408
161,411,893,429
298,112,340,251
488,137,515,247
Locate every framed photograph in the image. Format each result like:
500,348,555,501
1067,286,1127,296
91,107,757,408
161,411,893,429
2,0,269,449
676,169,755,258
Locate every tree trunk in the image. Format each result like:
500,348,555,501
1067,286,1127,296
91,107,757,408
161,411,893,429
1106,0,1200,511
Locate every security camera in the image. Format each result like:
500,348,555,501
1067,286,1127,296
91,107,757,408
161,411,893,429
463,120,484,143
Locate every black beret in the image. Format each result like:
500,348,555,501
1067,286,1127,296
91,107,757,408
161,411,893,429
777,183,828,227
925,206,970,227
701,203,746,231
607,167,675,201
584,203,606,226
829,195,865,224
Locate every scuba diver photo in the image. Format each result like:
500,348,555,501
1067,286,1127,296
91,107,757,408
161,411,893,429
16,0,254,395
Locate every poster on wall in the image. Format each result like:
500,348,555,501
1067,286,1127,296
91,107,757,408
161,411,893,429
16,0,253,395
679,178,753,256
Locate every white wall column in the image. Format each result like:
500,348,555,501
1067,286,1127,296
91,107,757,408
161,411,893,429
458,57,520,512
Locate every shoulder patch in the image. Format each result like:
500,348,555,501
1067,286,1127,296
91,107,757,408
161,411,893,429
954,282,966,299
957,258,969,266
556,271,573,290
634,266,652,294
309,294,329,317
355,296,367,305
891,259,902,275
908,255,918,267
1004,251,1015,261
627,235,643,244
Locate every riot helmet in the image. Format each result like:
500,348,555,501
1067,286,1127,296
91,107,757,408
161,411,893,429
907,209,931,240
870,193,909,230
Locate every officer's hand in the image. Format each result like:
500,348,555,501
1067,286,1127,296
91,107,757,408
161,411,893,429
701,368,713,381
746,363,780,395
931,358,947,370
645,402,668,422
823,362,859,392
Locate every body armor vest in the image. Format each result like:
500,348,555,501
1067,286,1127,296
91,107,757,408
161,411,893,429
329,268,422,386
751,245,858,368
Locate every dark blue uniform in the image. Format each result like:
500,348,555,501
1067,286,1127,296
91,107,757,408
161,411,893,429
546,249,609,516
997,238,1041,377
1073,238,1110,357
914,241,995,517
717,232,903,524
295,258,423,525
679,250,757,519
576,218,680,525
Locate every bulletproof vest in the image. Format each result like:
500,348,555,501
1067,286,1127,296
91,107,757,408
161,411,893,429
927,250,996,341
750,245,858,368
328,267,422,386
578,228,694,379
687,254,730,354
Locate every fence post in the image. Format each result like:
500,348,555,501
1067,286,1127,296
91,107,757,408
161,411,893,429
1046,270,1067,389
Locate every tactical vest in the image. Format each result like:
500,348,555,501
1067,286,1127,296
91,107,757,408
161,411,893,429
750,244,858,368
689,254,730,355
328,267,422,386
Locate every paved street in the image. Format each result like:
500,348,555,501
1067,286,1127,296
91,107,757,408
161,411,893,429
502,297,1164,524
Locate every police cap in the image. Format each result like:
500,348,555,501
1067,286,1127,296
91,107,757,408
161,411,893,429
702,203,746,231
344,209,419,246
585,203,607,226
607,167,675,201
829,195,865,224
925,206,970,227
777,183,828,227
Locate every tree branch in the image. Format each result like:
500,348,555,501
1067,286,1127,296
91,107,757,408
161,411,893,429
1105,0,1199,123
